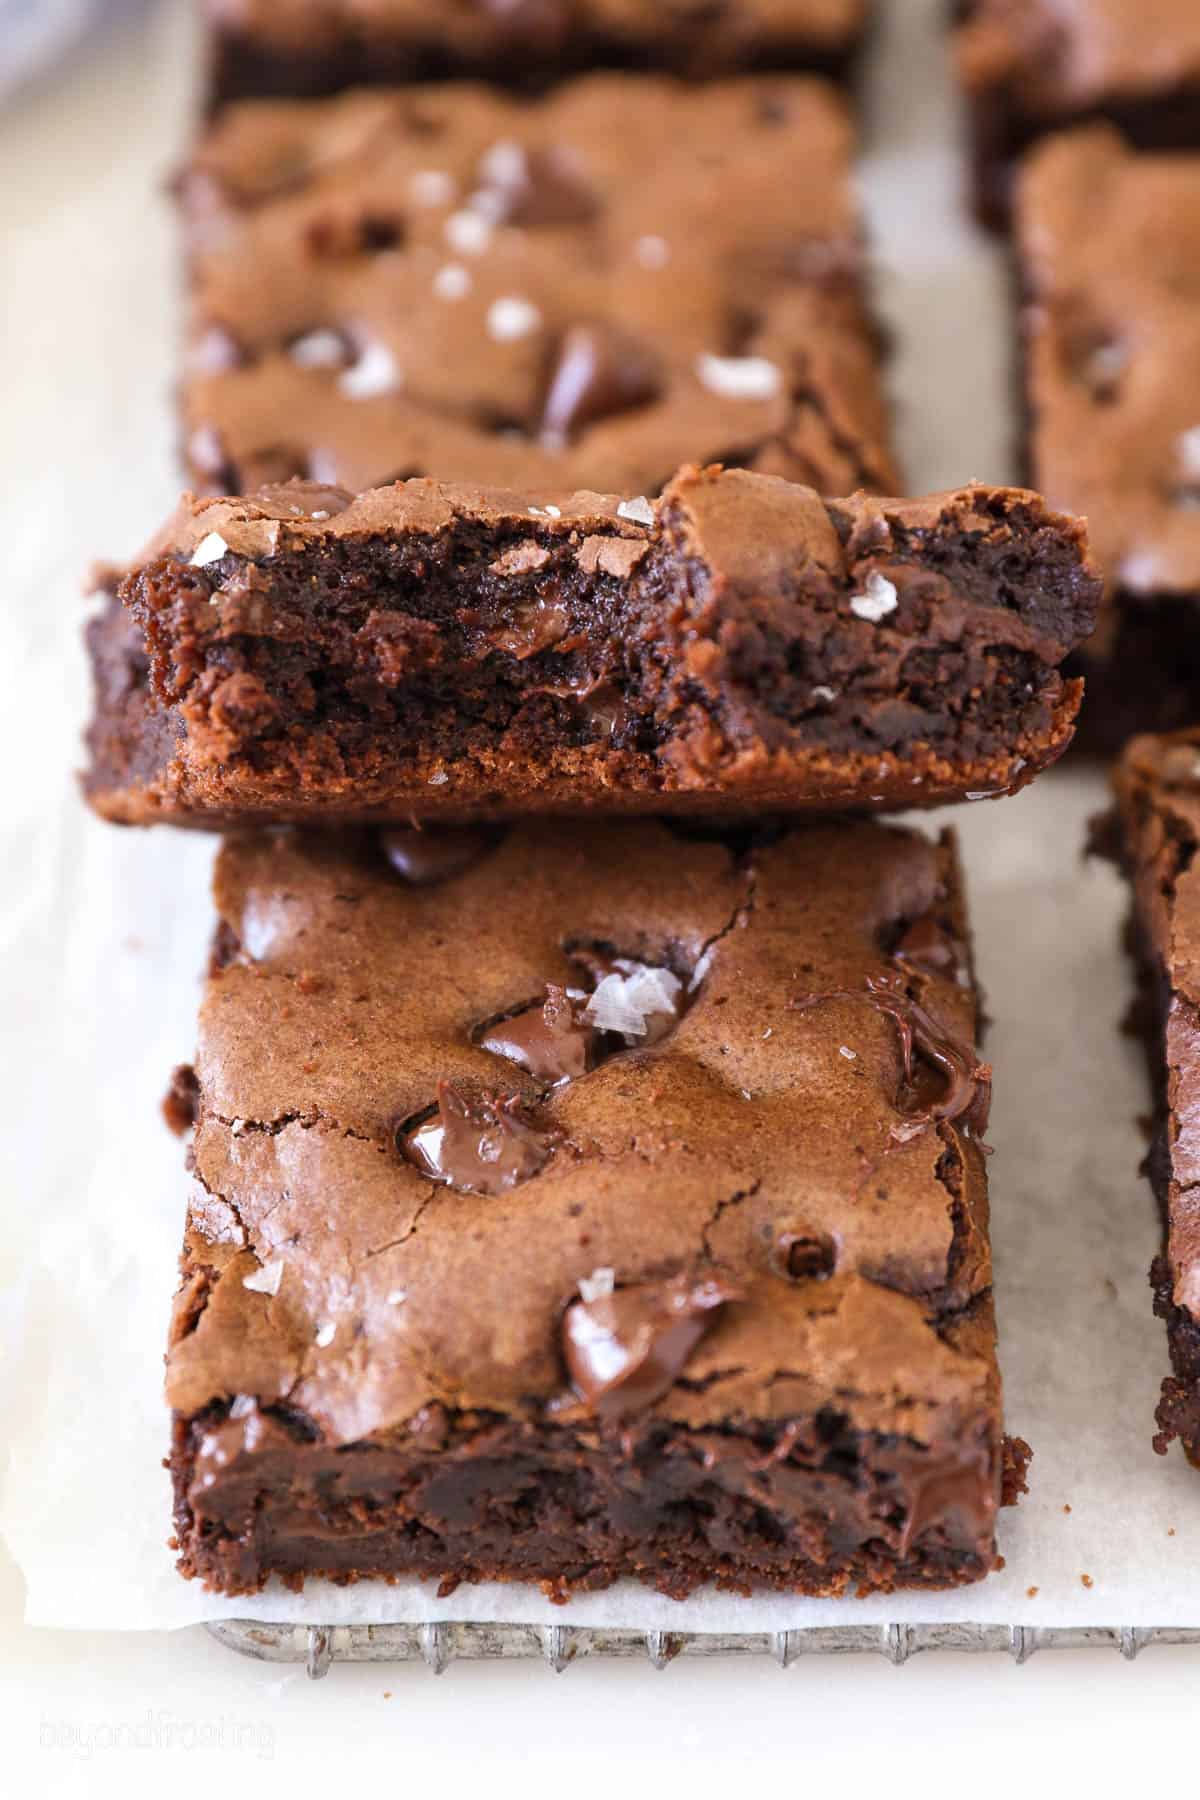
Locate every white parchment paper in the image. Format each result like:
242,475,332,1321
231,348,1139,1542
1,0,1196,1631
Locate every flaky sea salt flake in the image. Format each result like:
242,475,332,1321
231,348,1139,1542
578,1267,615,1303
696,353,782,401
445,209,492,256
243,1258,284,1297
410,169,456,207
190,532,228,568
584,963,682,1039
617,496,655,526
849,571,898,623
487,296,542,342
290,328,345,370
433,262,472,301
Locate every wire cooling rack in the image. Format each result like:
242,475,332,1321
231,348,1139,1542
207,1620,1200,1679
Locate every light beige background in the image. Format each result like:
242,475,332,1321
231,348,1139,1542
1,0,1197,1784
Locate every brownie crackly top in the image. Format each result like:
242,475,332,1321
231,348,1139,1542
1019,128,1200,605
168,818,998,1456
180,75,895,500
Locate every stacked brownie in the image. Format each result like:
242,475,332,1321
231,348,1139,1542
81,3,1117,1604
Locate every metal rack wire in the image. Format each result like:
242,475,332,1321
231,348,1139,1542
207,1620,1200,1679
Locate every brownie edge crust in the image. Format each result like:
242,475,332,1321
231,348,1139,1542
204,1,871,105
1111,731,1200,1466
166,817,1022,1598
84,466,1099,828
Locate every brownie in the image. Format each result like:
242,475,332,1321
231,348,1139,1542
178,76,898,500
1109,731,1200,1468
204,1,871,106
82,467,1100,827
166,814,1026,1598
1016,128,1200,751
955,1,1200,226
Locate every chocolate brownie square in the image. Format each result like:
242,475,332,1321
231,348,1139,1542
166,814,1027,1597
204,1,872,106
1110,730,1200,1467
956,0,1200,225
82,467,1100,827
179,75,898,500
1017,128,1200,749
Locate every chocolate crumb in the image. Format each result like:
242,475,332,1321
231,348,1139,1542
162,1064,200,1136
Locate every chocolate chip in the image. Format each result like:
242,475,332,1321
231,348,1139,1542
1060,316,1127,403
380,824,503,885
771,1232,836,1282
307,212,407,257
399,1081,558,1195
561,1272,739,1419
475,140,598,229
792,978,990,1137
539,323,662,445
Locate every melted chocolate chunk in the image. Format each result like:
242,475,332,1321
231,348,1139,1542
864,977,991,1136
380,824,501,885
401,1081,558,1195
792,978,991,1137
476,140,597,229
894,915,967,984
539,323,662,445
488,596,572,659
562,1272,740,1420
478,984,597,1084
893,1446,997,1558
193,1396,301,1485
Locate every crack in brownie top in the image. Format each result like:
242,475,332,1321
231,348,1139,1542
180,74,896,498
166,817,997,1449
